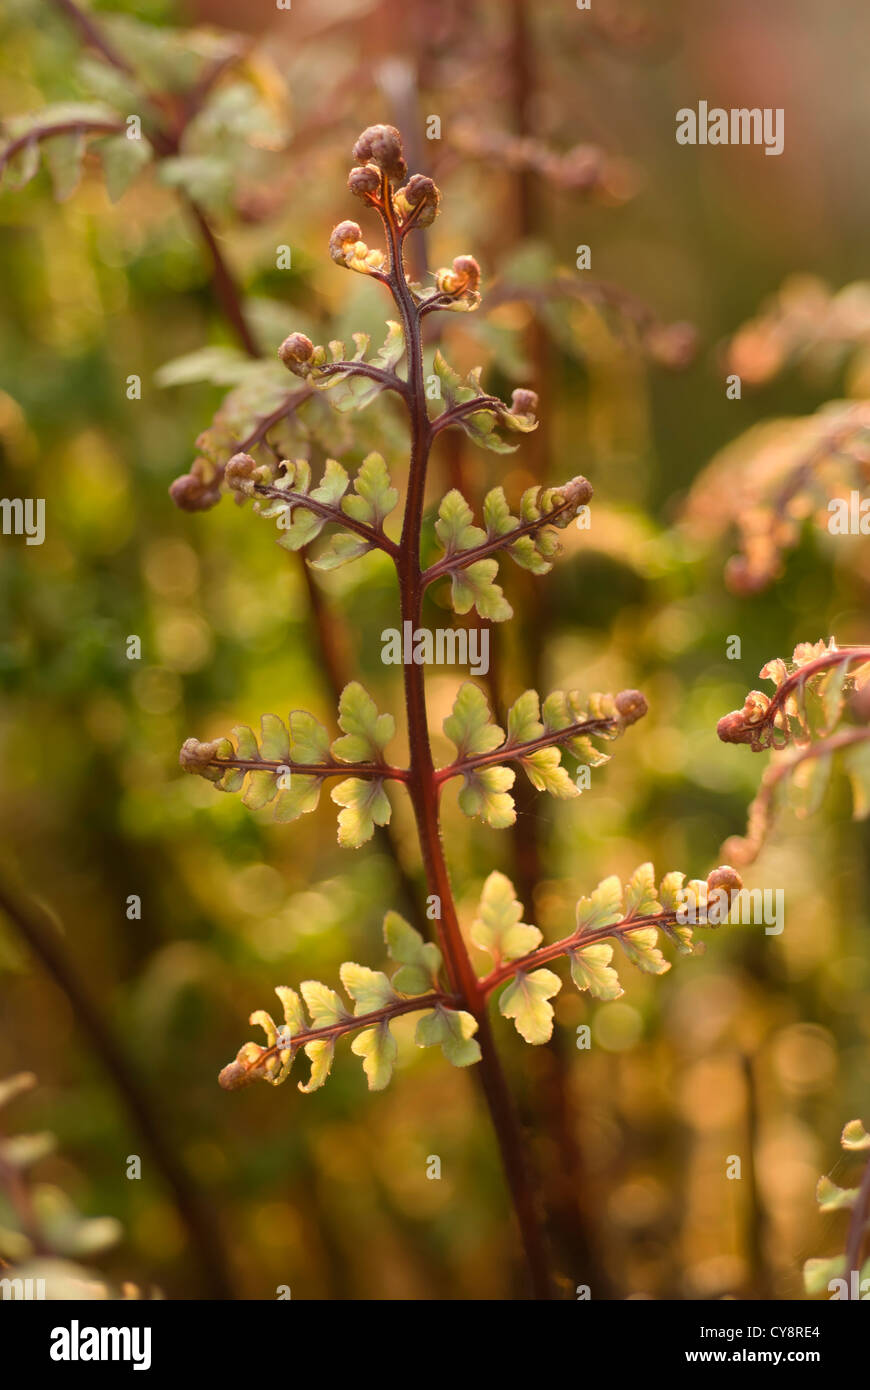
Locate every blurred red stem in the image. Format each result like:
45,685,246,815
184,202,260,358
0,878,236,1297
